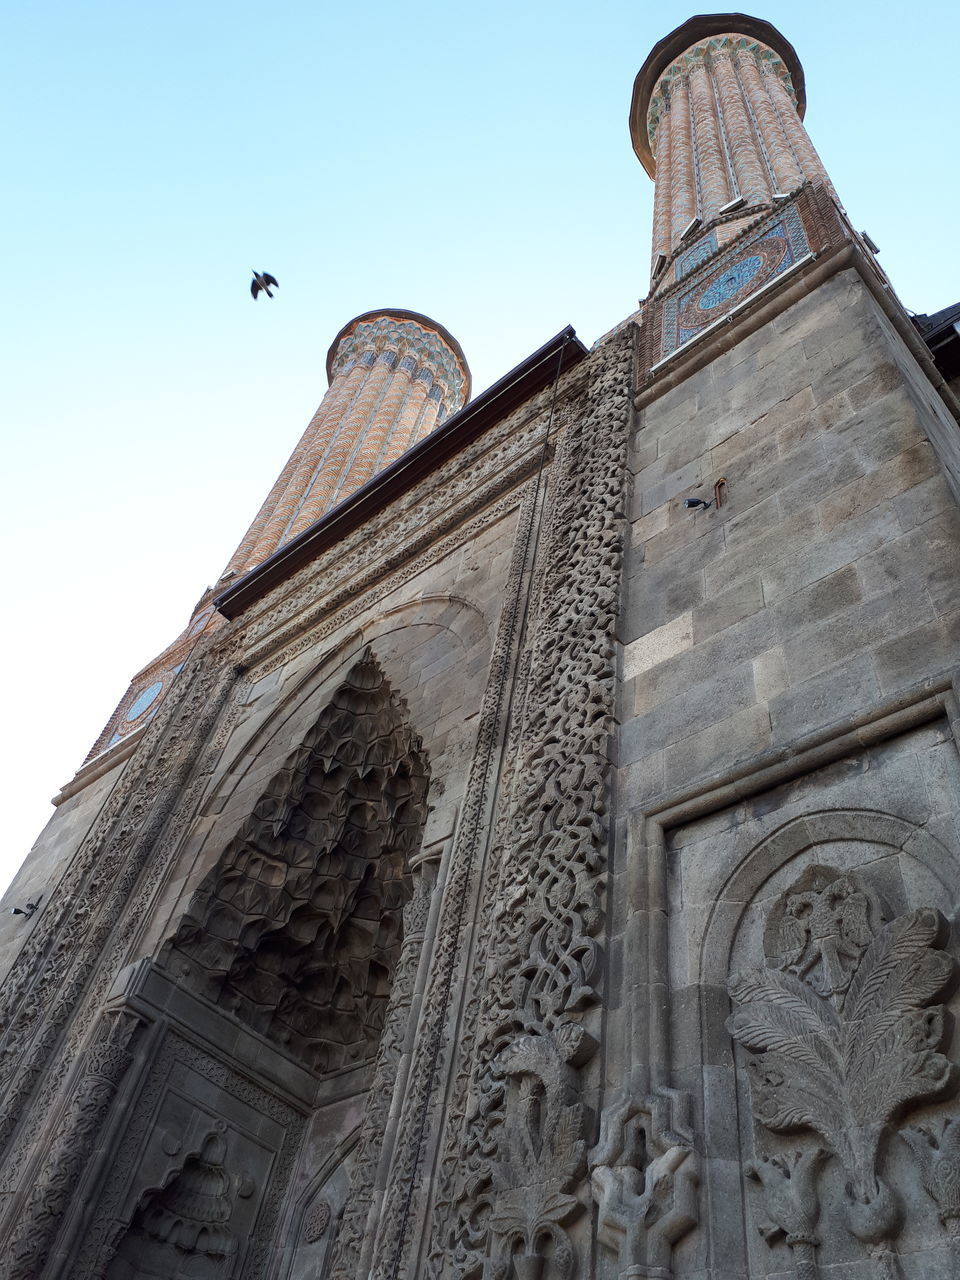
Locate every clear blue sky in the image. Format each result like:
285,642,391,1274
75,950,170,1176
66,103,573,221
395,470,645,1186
3,1,958,895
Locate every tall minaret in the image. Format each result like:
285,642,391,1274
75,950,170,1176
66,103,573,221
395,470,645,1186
630,14,838,291
223,309,470,577
81,309,469,766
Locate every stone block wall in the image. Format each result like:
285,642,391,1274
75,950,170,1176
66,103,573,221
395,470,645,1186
619,268,960,806
609,265,960,1278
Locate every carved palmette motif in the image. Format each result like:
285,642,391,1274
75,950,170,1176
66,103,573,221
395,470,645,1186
903,1118,960,1237
164,650,429,1074
419,330,632,1279
746,1148,827,1280
728,866,959,1271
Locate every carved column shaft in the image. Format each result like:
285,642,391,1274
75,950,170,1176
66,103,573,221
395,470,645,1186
0,1011,142,1280
667,75,696,243
688,59,730,221
330,873,434,1280
650,108,672,271
711,51,767,205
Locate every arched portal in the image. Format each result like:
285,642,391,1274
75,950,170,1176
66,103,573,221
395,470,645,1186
163,649,429,1074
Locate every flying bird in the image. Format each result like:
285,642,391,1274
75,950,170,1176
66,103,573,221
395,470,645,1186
250,270,279,300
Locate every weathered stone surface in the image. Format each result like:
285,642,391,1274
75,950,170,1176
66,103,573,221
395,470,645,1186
4,20,960,1280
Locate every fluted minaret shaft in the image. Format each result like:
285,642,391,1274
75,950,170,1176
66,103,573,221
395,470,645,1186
84,309,469,762
223,309,470,575
632,16,837,291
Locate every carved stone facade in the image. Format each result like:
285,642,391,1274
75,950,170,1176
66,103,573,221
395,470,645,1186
3,13,960,1280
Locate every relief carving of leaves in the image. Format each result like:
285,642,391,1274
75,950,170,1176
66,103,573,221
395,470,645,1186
841,910,956,1121
729,902,958,1226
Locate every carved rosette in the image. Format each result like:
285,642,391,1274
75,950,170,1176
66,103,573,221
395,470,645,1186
415,329,632,1279
303,1198,332,1244
727,866,959,1275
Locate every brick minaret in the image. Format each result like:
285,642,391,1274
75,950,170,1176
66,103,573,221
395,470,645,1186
631,14,838,290
224,308,470,576
84,308,469,761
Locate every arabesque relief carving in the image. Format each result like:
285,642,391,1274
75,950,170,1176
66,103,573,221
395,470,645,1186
73,1030,304,1280
164,650,429,1073
0,394,536,1216
0,661,241,1201
418,329,632,1280
303,1198,332,1244
727,865,958,1277
106,1127,253,1280
590,1083,699,1277
0,1008,144,1280
479,1026,592,1280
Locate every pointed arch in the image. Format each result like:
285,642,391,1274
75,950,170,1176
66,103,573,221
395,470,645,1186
163,650,429,1073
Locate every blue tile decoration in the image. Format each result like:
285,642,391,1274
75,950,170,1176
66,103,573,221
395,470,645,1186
125,680,163,722
659,202,809,358
675,232,717,281
698,254,764,309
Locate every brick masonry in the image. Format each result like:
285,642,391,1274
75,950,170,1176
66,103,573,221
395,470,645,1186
634,24,836,289
4,15,960,1280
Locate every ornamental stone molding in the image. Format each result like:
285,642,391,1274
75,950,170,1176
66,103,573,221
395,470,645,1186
417,326,633,1280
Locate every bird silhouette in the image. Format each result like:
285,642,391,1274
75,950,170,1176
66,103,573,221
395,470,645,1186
250,270,279,300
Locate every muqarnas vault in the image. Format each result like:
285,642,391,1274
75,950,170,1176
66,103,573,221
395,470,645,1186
3,13,960,1280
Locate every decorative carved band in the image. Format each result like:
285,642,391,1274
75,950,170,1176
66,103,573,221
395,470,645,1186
0,1010,143,1280
419,328,633,1280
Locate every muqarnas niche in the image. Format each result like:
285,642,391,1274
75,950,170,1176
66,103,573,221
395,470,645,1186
163,651,429,1073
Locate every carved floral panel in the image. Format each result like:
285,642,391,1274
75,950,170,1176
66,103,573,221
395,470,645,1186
728,856,960,1278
